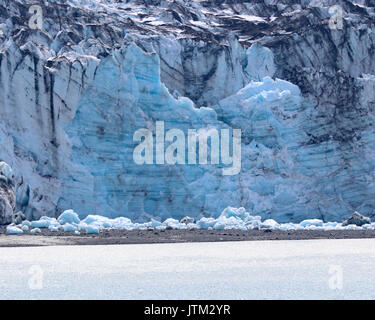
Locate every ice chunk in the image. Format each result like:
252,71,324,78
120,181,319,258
260,219,279,229
85,225,99,234
49,225,60,232
214,216,245,230
6,225,23,234
219,207,250,221
22,220,32,227
246,220,261,230
58,209,81,225
197,217,216,229
163,218,185,230
151,219,163,228
63,223,78,232
82,215,114,228
31,220,50,228
300,219,324,227
343,224,362,230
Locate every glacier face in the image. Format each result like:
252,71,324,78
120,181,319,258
0,0,375,222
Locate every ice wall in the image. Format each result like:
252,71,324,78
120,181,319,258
1,0,375,222
0,40,308,222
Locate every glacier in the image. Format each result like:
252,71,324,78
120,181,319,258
0,0,375,224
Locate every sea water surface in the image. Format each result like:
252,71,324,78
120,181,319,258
0,239,374,299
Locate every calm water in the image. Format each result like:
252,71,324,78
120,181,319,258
0,239,374,299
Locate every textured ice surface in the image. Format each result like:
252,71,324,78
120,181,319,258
0,162,15,225
0,1,375,223
0,162,13,180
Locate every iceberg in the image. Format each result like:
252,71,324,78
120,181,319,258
6,225,23,235
58,210,81,225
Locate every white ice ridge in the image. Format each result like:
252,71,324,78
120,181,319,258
6,207,374,235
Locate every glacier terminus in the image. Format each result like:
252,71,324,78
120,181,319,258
0,0,374,225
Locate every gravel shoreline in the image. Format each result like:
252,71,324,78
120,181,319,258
2,228,375,247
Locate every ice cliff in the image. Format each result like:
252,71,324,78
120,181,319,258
0,161,15,224
0,0,374,223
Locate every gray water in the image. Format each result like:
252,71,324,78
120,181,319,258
0,239,374,299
